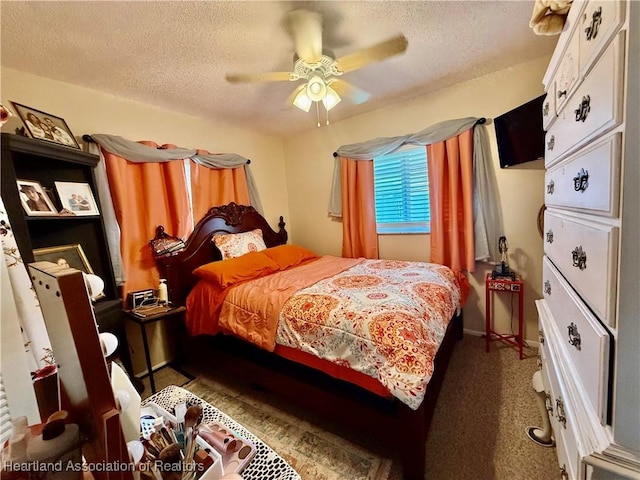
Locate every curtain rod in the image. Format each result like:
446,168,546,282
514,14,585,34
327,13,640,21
82,134,251,164
331,117,487,157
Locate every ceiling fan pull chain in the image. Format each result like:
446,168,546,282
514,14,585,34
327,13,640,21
326,108,330,126
316,102,321,127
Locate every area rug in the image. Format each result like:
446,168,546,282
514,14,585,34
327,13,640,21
183,375,393,480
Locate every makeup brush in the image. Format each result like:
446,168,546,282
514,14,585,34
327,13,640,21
185,405,202,427
175,403,187,432
158,443,181,465
161,426,174,446
183,405,203,474
142,439,160,457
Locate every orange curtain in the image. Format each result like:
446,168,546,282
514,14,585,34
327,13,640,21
340,157,378,259
190,154,250,223
426,129,475,272
101,142,191,298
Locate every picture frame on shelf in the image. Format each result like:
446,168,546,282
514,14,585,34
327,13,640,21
9,101,80,149
33,243,93,272
54,181,100,216
33,244,104,300
16,179,58,216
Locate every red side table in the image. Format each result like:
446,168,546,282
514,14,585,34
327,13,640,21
485,272,524,359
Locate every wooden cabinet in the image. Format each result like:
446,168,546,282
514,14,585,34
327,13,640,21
0,133,133,376
536,1,639,478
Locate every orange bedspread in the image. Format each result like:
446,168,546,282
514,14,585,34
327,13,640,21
218,256,362,351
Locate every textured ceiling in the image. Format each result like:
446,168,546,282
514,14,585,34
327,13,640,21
0,1,558,139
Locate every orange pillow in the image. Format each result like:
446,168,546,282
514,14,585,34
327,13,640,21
262,244,319,270
193,251,278,288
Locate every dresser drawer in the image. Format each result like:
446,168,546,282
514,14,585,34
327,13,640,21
579,0,626,77
542,256,611,422
544,33,625,167
554,30,581,116
543,210,618,326
545,133,622,217
538,301,582,480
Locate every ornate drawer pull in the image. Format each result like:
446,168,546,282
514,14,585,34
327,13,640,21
536,354,542,370
547,136,555,151
575,95,591,122
573,168,589,192
545,392,554,415
543,102,550,117
546,180,555,194
557,90,567,98
546,230,554,244
556,397,567,428
572,246,587,270
585,7,603,41
560,464,569,480
568,322,581,350
539,330,545,345
544,280,552,295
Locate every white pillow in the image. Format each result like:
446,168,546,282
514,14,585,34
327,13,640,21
213,229,267,260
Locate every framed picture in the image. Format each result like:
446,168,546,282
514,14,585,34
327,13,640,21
33,244,93,272
54,181,100,216
16,179,58,216
33,244,104,299
10,101,80,149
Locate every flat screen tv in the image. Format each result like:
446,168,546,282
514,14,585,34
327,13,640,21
494,94,545,168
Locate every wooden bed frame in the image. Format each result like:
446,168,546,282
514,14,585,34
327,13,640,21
153,202,463,480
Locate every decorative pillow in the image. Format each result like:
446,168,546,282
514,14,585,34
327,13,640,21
263,244,319,270
193,251,278,288
212,229,267,260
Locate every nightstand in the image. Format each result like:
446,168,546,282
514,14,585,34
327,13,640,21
121,305,187,393
485,272,524,359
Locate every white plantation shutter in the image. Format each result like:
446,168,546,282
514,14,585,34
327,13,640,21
373,148,430,234
0,374,12,444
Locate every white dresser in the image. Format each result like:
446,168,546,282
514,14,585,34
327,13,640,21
537,0,639,479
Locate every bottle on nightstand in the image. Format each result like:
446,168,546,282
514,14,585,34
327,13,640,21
158,279,168,306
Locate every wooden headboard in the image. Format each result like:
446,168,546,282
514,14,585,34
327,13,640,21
152,202,288,306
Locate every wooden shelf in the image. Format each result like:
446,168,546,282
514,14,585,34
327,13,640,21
1,132,134,378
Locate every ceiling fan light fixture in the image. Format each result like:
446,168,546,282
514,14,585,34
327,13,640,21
322,85,341,111
293,84,312,112
306,75,327,102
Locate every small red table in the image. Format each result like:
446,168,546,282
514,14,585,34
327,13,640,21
485,272,524,359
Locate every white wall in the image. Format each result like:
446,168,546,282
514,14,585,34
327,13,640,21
283,55,551,343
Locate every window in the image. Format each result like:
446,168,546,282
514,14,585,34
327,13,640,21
373,147,430,234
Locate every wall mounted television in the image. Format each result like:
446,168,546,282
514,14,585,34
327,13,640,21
494,94,546,168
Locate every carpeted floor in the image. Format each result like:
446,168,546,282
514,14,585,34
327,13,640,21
141,335,559,479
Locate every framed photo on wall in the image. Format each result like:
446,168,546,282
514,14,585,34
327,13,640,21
16,179,58,216
10,101,81,149
54,181,100,216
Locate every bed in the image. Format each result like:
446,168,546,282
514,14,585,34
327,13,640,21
152,202,466,480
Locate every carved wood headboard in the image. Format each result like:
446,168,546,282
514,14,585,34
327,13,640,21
151,202,288,306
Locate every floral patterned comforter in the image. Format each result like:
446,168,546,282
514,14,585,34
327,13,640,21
275,259,462,410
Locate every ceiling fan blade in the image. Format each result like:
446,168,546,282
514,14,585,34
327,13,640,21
285,9,323,64
225,71,294,83
329,79,371,105
334,34,408,73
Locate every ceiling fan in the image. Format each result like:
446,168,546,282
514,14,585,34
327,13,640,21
225,9,408,118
